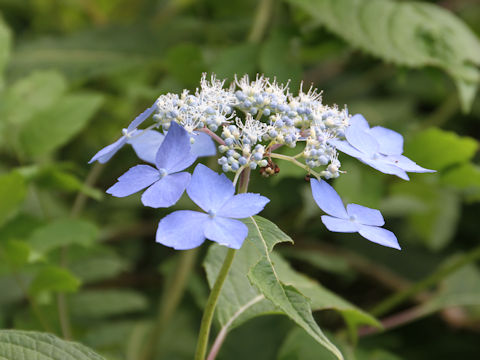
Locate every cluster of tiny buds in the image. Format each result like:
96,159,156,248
148,73,351,179
218,143,267,173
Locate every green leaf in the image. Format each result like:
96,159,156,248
28,218,98,257
441,163,480,202
270,253,379,330
260,31,302,85
30,266,81,295
456,78,479,113
0,239,30,268
19,93,103,157
34,165,103,201
70,290,148,319
390,180,460,251
0,71,67,129
16,164,102,200
423,263,480,313
281,248,351,276
211,43,259,80
205,216,344,359
0,214,44,242
286,0,480,111
206,217,377,344
0,15,11,85
278,327,339,360
69,248,130,283
405,128,478,171
204,217,292,330
243,216,293,254
0,71,67,151
333,161,384,208
7,24,199,81
278,327,402,360
249,258,343,360
0,330,106,360
0,171,27,228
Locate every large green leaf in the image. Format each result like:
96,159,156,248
248,258,342,359
0,71,67,151
405,128,478,171
278,327,402,360
204,217,292,330
30,265,81,295
206,217,378,336
205,216,349,360
19,93,103,157
0,171,27,228
0,239,30,269
271,253,379,330
28,218,98,257
0,71,67,128
0,330,106,360
0,15,11,85
423,263,480,313
286,0,480,111
441,163,480,202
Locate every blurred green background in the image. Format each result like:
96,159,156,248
0,0,480,359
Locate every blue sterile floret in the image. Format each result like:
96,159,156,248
330,114,435,180
310,179,400,250
128,129,216,164
89,103,157,164
106,122,196,208
156,164,270,250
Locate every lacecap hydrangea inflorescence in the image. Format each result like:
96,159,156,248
90,74,434,250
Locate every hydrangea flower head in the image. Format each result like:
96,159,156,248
310,178,400,250
106,122,196,208
156,164,270,250
90,73,436,252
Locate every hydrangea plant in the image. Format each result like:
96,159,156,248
90,73,434,360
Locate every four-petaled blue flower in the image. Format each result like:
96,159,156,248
107,122,196,208
156,164,270,250
89,103,157,164
128,129,216,164
311,178,400,250
331,114,434,180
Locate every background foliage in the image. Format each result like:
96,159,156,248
0,0,480,359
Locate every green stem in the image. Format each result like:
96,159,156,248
139,248,199,360
58,162,105,339
237,167,251,194
194,168,251,360
194,248,237,360
371,245,480,317
269,152,321,179
247,0,275,44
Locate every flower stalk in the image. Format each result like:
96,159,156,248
193,167,251,360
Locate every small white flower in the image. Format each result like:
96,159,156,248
236,114,269,143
